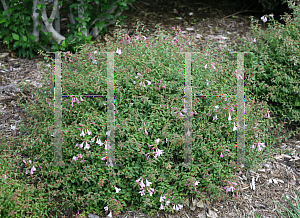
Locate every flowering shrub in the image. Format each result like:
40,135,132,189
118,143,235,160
0,15,298,218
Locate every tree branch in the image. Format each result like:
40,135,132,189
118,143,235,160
38,0,65,45
54,3,61,33
77,0,87,37
66,0,76,24
89,1,123,37
31,0,42,42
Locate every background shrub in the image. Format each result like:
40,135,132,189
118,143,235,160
229,0,300,126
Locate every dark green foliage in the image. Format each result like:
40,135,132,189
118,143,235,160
0,0,135,59
258,0,299,11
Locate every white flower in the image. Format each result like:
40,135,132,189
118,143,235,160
115,187,121,193
107,211,113,217
104,206,108,211
80,130,85,137
160,195,166,202
155,138,161,144
228,112,232,121
116,48,121,55
146,179,152,187
30,166,36,174
86,129,92,135
84,142,90,150
154,149,163,159
79,142,84,148
261,15,267,23
139,179,145,189
233,123,237,131
96,138,104,146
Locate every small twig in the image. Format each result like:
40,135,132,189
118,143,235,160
221,10,262,20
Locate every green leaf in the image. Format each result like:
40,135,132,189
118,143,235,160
0,18,6,24
103,13,114,19
37,4,41,9
36,24,41,31
62,40,66,47
12,33,19,40
13,41,20,48
22,36,27,41
29,35,35,41
117,1,127,6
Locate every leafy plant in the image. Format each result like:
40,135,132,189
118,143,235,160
231,0,300,127
0,0,135,59
0,0,41,58
0,14,299,218
0,154,46,217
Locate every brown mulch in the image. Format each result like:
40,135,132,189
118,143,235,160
1,0,300,217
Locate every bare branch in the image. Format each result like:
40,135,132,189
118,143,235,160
49,0,59,22
66,0,76,24
39,0,65,45
31,0,42,42
77,0,87,36
54,3,61,33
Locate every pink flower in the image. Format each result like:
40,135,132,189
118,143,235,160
148,189,154,196
139,190,145,196
139,179,145,189
211,62,216,69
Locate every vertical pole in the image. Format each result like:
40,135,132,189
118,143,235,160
184,52,193,166
107,52,115,168
54,51,63,166
236,52,246,166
